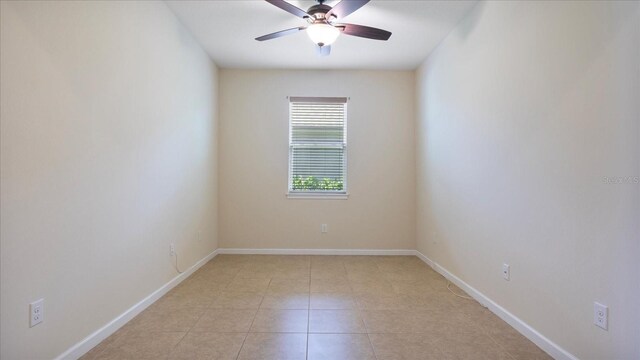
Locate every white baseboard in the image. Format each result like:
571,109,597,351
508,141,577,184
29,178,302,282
414,250,578,360
217,248,416,256
55,249,220,360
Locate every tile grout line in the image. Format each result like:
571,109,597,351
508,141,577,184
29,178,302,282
165,331,189,359
219,270,249,360
364,259,386,360
337,259,378,359
233,268,270,360
482,324,519,360
362,306,380,360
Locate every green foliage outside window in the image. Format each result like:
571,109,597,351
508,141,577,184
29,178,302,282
292,175,343,191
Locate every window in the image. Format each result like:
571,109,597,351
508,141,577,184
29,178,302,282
288,96,347,198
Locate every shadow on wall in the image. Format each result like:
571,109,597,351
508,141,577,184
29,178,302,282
453,1,484,40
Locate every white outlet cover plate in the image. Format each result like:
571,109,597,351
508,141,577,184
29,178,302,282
502,264,510,281
594,302,608,330
30,299,44,327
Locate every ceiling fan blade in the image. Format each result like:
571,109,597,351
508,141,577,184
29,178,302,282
316,45,331,57
264,0,309,19
255,27,306,41
337,23,391,41
325,0,369,20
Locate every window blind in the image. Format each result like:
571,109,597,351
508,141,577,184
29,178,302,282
289,97,347,193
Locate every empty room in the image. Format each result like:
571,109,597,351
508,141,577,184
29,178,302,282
0,0,638,359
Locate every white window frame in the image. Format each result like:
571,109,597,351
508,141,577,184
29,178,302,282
287,96,348,200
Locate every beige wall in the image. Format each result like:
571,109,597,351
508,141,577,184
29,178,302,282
416,1,639,359
219,70,415,250
0,1,218,359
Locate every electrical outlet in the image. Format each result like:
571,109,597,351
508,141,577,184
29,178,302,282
170,243,175,256
321,224,328,233
502,263,510,281
594,302,608,330
30,299,44,327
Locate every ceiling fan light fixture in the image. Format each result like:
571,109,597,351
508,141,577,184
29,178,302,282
306,23,340,46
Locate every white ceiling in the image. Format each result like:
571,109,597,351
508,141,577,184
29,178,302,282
165,0,478,70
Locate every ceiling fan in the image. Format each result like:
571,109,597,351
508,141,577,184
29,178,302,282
255,0,392,56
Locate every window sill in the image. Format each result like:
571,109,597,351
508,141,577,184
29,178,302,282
286,192,349,200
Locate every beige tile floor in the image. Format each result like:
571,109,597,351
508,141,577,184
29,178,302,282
81,255,552,360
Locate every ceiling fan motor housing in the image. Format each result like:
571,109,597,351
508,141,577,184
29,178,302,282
307,4,332,20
